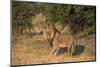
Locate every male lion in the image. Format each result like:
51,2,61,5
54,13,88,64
42,24,76,56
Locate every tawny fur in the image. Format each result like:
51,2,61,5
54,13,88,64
42,25,76,56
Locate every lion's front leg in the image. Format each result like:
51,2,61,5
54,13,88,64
53,47,60,56
51,47,57,54
51,45,60,56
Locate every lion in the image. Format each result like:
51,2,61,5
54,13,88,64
42,24,76,56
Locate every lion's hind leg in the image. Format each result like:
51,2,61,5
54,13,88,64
71,40,76,56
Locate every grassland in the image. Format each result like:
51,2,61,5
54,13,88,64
12,34,96,65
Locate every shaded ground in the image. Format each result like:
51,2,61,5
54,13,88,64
12,34,96,65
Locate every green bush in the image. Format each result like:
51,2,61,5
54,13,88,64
12,1,96,35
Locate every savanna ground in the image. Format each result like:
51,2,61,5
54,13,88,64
12,34,96,65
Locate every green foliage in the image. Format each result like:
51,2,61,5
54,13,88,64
12,1,35,28
12,1,96,35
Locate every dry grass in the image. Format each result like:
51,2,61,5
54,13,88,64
12,34,96,65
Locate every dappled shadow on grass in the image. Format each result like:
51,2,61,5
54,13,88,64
74,45,85,56
58,47,68,55
57,45,85,56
